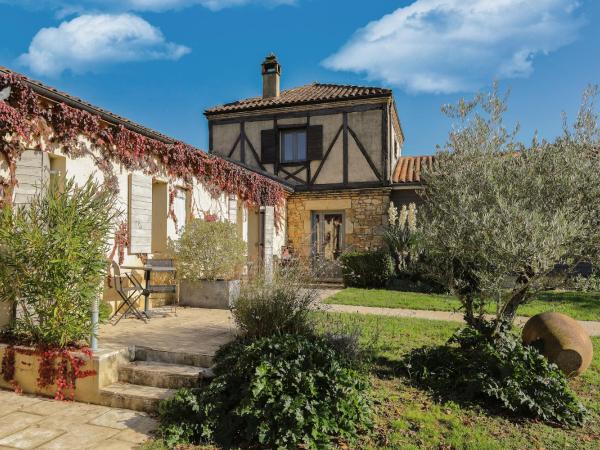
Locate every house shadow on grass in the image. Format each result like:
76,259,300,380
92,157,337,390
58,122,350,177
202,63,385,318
371,349,531,424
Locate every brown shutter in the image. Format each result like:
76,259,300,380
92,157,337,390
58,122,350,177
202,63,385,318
261,129,277,164
307,125,323,160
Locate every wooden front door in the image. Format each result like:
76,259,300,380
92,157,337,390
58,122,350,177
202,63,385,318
311,212,344,279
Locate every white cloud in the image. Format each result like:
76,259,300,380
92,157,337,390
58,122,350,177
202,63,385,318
0,0,296,13
18,14,190,76
323,0,585,94
116,0,296,12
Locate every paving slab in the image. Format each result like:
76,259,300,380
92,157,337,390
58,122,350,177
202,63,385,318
0,389,157,449
0,412,44,439
36,424,121,450
0,425,63,449
89,408,158,432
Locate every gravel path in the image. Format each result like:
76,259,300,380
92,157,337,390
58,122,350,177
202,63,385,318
324,302,600,336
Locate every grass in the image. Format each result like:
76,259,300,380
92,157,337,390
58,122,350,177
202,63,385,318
319,312,600,450
142,313,599,449
325,288,600,321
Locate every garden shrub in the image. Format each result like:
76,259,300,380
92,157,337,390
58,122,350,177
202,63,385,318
339,250,394,288
158,334,372,449
169,219,246,281
403,324,587,426
0,177,117,347
232,266,318,339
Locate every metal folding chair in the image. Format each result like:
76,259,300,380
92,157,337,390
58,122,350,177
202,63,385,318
109,261,148,325
146,258,178,315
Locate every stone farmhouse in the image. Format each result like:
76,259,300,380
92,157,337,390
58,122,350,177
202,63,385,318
0,55,431,294
206,54,430,276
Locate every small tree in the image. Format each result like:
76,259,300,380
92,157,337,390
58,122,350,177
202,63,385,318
420,85,600,332
170,219,246,281
0,177,118,347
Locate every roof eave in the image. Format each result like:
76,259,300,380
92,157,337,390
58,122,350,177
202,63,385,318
204,92,393,117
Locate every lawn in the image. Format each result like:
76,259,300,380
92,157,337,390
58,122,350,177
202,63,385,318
320,312,600,450
143,312,599,450
325,288,600,322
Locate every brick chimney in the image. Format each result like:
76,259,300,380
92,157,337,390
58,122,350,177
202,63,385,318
261,53,281,99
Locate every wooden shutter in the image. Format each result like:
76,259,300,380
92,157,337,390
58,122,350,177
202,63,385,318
261,129,277,164
307,125,323,160
228,194,237,224
13,150,50,206
262,206,275,280
128,173,152,254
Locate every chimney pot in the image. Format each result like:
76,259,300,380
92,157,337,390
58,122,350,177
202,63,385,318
262,53,281,99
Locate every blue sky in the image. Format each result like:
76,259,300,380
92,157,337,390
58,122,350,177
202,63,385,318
1,0,599,156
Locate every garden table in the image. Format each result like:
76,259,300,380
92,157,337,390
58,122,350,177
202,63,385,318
120,264,177,318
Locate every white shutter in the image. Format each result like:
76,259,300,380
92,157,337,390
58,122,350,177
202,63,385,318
13,150,50,206
174,187,187,232
129,173,152,254
228,194,237,224
263,206,275,280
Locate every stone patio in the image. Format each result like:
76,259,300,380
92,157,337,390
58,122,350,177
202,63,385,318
0,389,157,449
98,306,236,355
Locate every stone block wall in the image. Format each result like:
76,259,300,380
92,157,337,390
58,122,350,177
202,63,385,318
286,188,391,257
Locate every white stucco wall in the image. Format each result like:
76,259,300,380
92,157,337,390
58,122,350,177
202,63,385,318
7,134,284,267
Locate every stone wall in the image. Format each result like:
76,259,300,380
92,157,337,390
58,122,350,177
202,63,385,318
286,188,391,257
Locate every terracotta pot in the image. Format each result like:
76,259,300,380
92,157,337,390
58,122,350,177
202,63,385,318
522,312,593,377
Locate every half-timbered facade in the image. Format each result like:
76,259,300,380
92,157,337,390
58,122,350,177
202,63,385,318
205,55,405,275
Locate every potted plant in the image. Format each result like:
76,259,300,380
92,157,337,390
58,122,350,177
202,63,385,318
171,218,246,309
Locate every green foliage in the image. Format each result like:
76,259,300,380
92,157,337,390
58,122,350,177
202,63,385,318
158,334,372,449
99,301,112,324
170,219,246,281
384,202,421,273
157,388,203,448
339,250,394,289
403,324,587,426
232,267,318,340
0,177,117,347
420,85,600,327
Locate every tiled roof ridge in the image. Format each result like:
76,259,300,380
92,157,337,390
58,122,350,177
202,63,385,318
205,81,393,115
392,155,435,184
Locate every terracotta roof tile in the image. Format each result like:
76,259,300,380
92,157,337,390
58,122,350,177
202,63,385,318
205,82,392,115
392,155,434,184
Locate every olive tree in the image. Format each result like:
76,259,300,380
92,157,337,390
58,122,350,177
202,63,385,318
420,86,600,332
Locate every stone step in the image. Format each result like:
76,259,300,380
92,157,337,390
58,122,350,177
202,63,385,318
99,382,176,413
119,360,214,390
133,346,214,368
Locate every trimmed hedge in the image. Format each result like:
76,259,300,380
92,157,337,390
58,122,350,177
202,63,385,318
339,250,394,288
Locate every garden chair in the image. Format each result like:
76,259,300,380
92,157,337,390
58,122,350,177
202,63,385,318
146,258,178,315
109,261,148,325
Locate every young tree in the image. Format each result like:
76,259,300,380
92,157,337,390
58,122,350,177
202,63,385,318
420,86,600,332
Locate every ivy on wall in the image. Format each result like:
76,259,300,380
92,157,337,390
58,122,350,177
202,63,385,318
0,72,285,224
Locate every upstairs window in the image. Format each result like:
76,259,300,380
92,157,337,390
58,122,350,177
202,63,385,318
281,129,307,163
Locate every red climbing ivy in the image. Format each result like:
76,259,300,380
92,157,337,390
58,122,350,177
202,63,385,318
1,345,95,401
0,72,286,222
